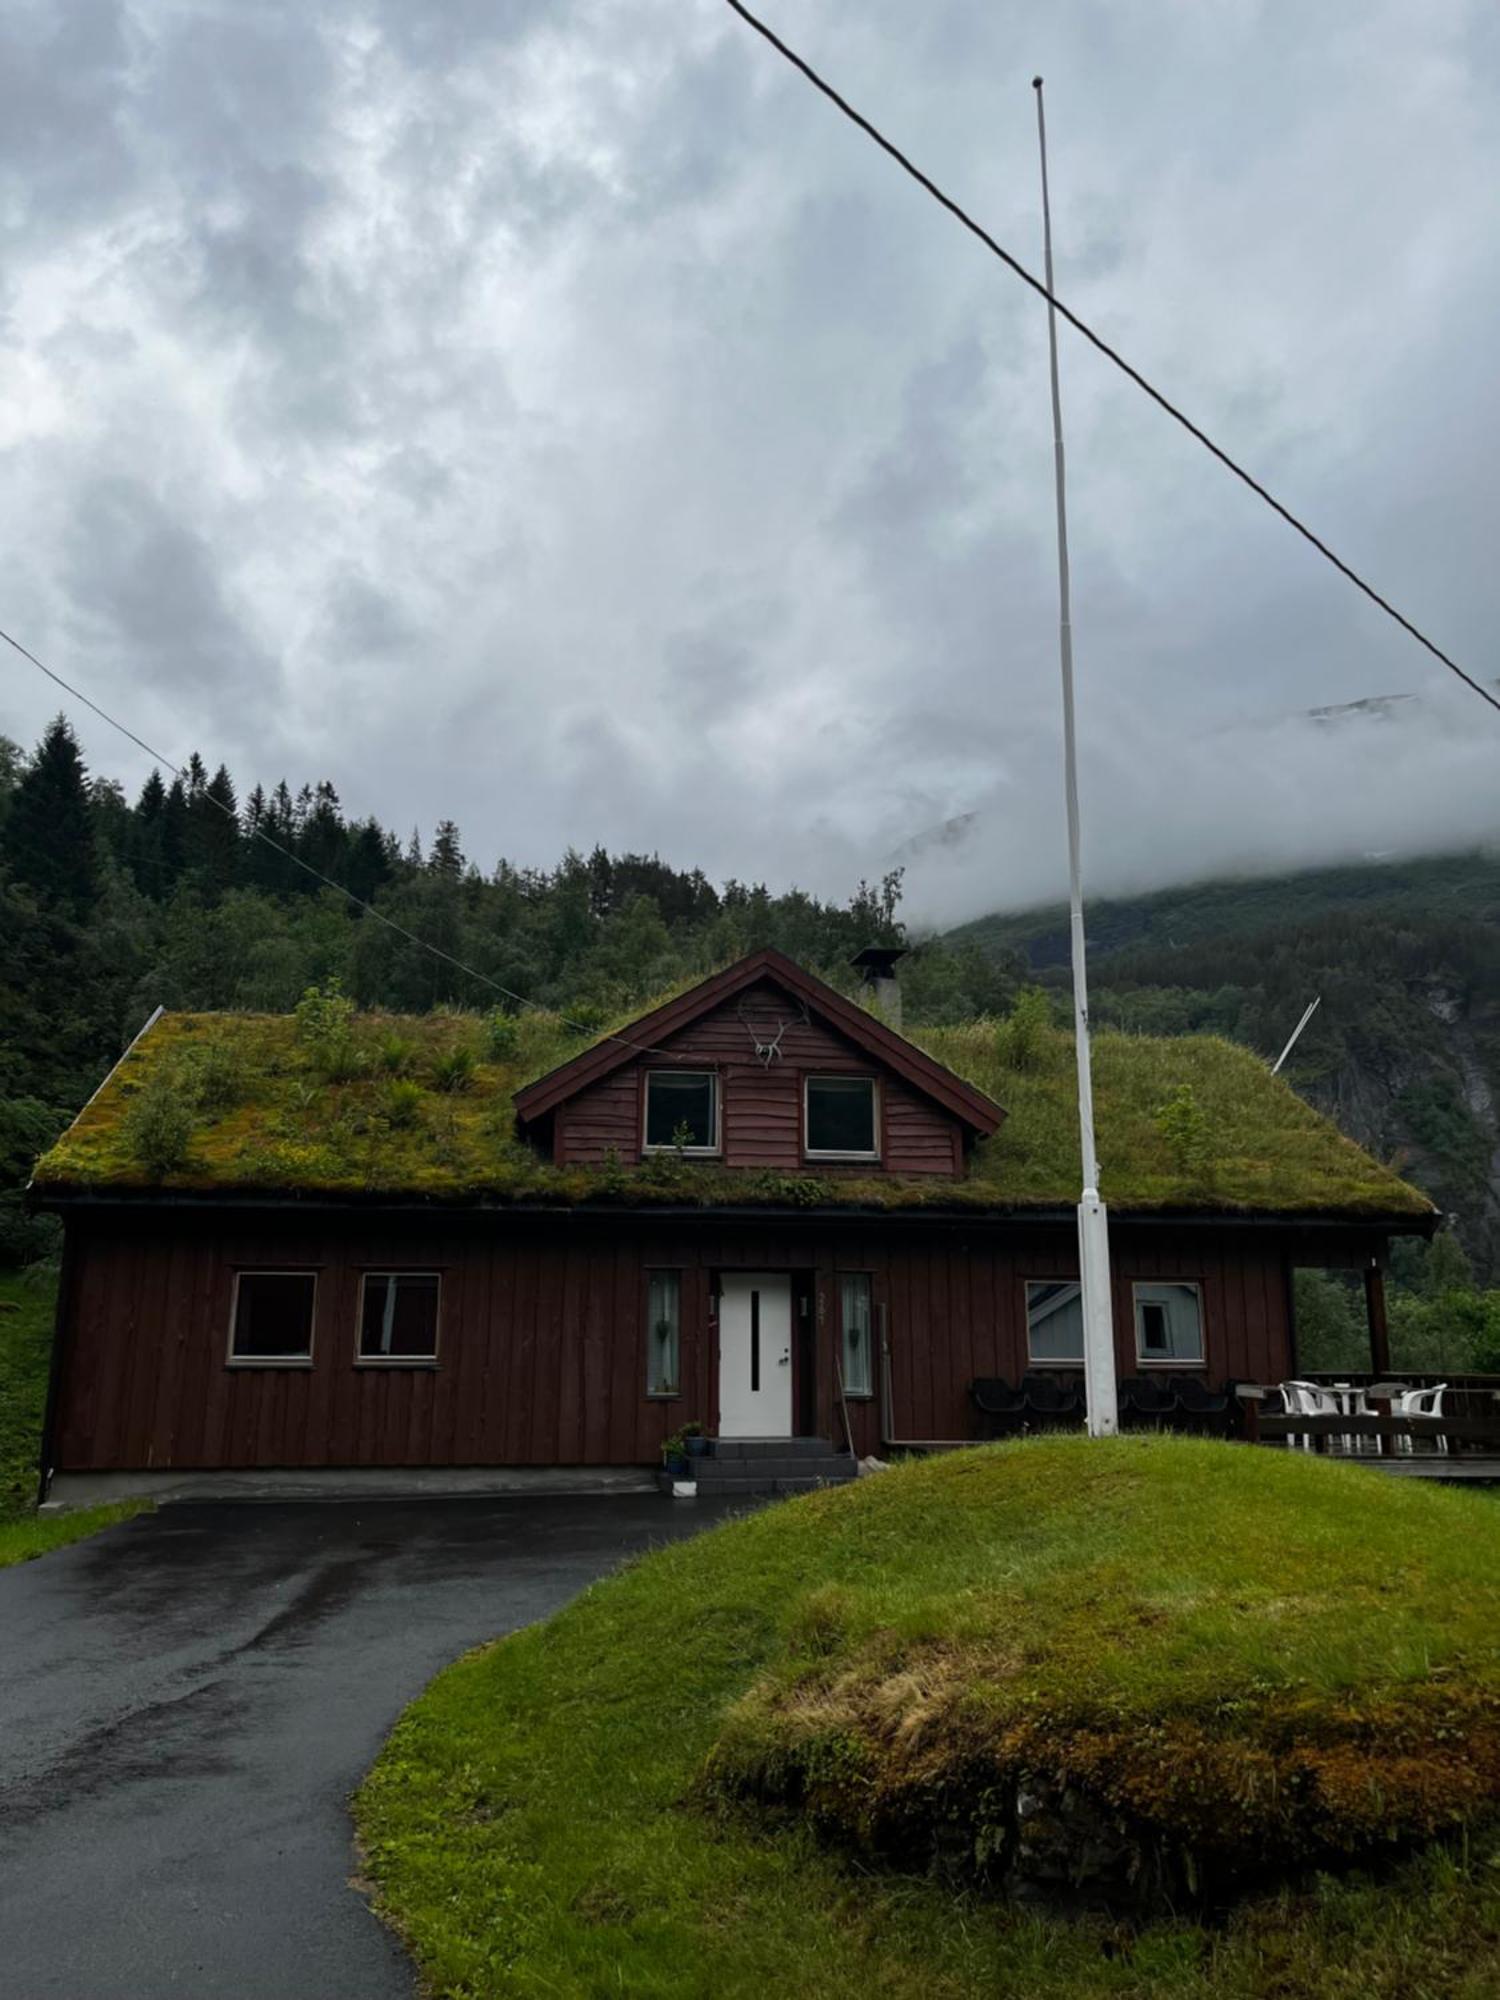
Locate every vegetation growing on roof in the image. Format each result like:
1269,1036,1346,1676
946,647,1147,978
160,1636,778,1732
355,1438,1500,1997
29,990,1430,1216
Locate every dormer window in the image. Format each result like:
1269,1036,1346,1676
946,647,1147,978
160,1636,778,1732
644,1069,719,1153
805,1075,879,1160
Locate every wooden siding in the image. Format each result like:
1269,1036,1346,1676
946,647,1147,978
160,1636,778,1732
556,977,963,1176
51,1210,1307,1473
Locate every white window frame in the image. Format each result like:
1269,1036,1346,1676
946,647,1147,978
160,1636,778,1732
642,1070,720,1156
356,1270,442,1367
1024,1278,1085,1366
839,1273,875,1398
227,1269,318,1368
803,1074,881,1162
1133,1280,1206,1366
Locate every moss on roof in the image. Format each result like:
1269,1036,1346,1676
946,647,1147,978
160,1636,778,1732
31,1004,1432,1220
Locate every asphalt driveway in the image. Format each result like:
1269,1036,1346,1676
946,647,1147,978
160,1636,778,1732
0,1494,738,1999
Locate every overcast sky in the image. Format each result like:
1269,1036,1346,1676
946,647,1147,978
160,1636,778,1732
1,0,1497,925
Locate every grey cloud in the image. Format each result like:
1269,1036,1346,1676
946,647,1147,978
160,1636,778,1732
61,476,275,698
0,0,1496,924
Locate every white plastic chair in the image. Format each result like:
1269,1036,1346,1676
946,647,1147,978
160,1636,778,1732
1281,1380,1339,1452
1397,1383,1448,1456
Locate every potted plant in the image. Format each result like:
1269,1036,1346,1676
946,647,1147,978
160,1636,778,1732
661,1429,690,1478
681,1422,710,1459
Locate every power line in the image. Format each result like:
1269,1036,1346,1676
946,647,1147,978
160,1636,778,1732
0,623,694,1064
723,0,1500,721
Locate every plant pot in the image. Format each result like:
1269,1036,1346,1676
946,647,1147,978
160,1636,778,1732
685,1435,711,1458
663,1453,690,1477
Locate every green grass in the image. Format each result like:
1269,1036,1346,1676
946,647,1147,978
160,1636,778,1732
357,1438,1500,1998
33,1002,1428,1218
0,1267,58,1517
0,1499,151,1567
0,1267,149,1562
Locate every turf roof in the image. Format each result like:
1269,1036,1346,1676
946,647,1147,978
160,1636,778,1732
31,1000,1431,1222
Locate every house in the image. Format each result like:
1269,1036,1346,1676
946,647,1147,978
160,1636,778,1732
30,948,1434,1501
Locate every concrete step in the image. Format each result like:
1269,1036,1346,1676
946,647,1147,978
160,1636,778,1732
695,1456,855,1485
708,1437,844,1459
661,1470,858,1496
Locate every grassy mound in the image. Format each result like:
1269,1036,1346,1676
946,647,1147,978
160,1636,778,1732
357,1439,1500,1998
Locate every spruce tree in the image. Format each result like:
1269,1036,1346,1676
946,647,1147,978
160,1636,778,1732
191,764,241,898
3,716,100,917
429,820,465,878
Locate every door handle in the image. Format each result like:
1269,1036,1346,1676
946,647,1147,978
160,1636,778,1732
778,1350,790,1366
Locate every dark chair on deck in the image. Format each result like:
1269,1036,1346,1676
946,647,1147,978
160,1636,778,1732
1021,1371,1083,1427
1119,1375,1175,1428
969,1377,1026,1439
1168,1376,1231,1435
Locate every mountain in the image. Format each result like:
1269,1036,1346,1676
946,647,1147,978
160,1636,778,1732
949,850,1500,1281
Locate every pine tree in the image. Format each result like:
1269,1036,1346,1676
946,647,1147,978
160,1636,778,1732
429,820,465,879
346,819,393,902
299,781,346,882
160,777,189,890
3,716,100,918
132,769,168,899
191,764,241,898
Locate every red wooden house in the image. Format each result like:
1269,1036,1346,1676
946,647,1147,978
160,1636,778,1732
31,949,1433,1502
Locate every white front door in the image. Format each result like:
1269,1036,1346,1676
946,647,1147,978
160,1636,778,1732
718,1273,793,1437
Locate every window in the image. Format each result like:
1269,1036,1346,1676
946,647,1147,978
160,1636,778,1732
1134,1282,1204,1364
644,1071,718,1152
230,1271,316,1363
358,1272,440,1363
1026,1280,1084,1364
840,1274,874,1396
647,1271,681,1397
805,1076,878,1158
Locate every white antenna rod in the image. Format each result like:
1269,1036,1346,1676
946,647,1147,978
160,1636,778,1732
1272,995,1321,1075
1034,77,1117,1438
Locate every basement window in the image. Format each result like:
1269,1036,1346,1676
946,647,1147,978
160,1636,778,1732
1134,1282,1205,1364
644,1070,718,1153
840,1274,874,1397
805,1076,878,1159
358,1272,440,1364
1026,1280,1084,1364
647,1271,681,1398
229,1271,316,1364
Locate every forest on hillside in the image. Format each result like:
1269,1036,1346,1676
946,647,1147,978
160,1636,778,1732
0,717,1017,1262
955,854,1500,1316
4,714,1498,1373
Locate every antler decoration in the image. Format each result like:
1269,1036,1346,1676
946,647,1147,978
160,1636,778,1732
738,998,804,1068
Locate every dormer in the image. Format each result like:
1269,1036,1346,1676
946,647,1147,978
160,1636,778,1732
513,948,1003,1175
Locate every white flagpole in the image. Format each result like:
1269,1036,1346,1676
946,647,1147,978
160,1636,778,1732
1033,77,1118,1437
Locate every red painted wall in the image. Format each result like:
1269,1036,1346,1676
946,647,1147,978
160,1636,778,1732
50,1208,1307,1473
555,978,962,1175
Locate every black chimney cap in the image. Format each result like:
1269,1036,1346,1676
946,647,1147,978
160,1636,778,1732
851,944,907,980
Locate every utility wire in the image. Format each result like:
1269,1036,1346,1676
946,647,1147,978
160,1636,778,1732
723,0,1500,721
0,624,695,1064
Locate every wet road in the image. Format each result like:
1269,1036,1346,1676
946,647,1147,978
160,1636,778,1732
0,1495,734,1999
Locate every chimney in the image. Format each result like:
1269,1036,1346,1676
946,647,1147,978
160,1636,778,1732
851,944,906,1031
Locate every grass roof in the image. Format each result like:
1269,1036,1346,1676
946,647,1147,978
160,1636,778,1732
31,1001,1431,1220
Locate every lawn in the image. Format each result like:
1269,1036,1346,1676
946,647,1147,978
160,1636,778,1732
357,1438,1500,1999
0,1267,147,1562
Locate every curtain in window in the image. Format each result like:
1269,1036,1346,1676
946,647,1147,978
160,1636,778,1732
648,1271,681,1396
840,1274,873,1396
